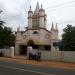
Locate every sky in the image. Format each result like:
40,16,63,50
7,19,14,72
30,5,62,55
0,0,75,39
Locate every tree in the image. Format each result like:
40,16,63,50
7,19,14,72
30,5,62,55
62,25,75,51
0,10,15,48
0,10,4,27
0,25,15,48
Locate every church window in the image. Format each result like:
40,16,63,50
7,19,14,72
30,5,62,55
33,31,38,34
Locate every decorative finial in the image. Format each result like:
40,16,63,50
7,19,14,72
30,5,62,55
29,5,31,11
29,6,32,11
37,2,39,4
36,2,39,9
51,22,54,30
56,23,58,31
52,22,53,26
30,6,31,9
41,4,42,8
34,2,39,14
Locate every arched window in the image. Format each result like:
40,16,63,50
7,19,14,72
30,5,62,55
27,40,34,46
33,31,38,34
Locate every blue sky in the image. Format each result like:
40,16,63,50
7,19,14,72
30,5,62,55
0,0,75,39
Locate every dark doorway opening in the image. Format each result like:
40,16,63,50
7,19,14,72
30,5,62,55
33,45,39,49
27,40,34,46
19,45,27,55
45,45,51,51
27,40,39,49
27,40,34,48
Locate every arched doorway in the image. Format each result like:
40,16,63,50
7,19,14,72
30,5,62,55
27,40,34,46
27,40,39,49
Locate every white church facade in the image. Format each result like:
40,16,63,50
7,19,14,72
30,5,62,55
15,2,59,55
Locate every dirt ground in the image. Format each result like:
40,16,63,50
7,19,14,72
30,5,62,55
0,57,75,70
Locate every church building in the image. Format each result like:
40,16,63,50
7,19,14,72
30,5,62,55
15,2,59,55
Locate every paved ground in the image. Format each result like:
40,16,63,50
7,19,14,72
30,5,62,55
0,56,75,70
0,65,46,75
0,56,75,75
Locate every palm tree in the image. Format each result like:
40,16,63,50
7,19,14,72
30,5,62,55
0,10,4,27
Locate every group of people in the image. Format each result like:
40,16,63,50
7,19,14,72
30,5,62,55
27,46,41,61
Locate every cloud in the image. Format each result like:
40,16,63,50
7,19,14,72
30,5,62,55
0,0,28,30
0,0,75,38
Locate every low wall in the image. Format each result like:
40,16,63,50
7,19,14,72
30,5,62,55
0,47,14,57
1,48,75,63
63,51,75,62
41,51,75,63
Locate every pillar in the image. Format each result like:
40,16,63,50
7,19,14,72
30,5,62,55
15,43,19,55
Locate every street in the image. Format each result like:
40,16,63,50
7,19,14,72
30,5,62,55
0,59,75,75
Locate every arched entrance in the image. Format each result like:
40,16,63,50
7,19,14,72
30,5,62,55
27,40,34,46
27,40,39,49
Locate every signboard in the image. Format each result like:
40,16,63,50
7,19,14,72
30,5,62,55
53,41,63,47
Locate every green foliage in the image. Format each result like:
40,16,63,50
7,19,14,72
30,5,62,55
0,21,15,48
62,25,75,51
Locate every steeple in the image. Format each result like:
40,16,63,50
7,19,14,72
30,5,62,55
28,6,33,29
41,4,43,9
34,2,39,14
51,22,54,31
55,23,58,31
36,2,39,10
29,6,32,11
39,4,44,11
28,6,33,13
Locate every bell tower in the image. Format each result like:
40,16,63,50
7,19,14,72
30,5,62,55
39,4,46,29
32,2,40,29
28,6,33,29
28,2,47,30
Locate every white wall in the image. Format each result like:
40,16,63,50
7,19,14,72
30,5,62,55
63,51,75,62
21,29,50,45
41,51,75,63
0,47,14,57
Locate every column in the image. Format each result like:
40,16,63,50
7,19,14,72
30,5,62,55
15,43,19,55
